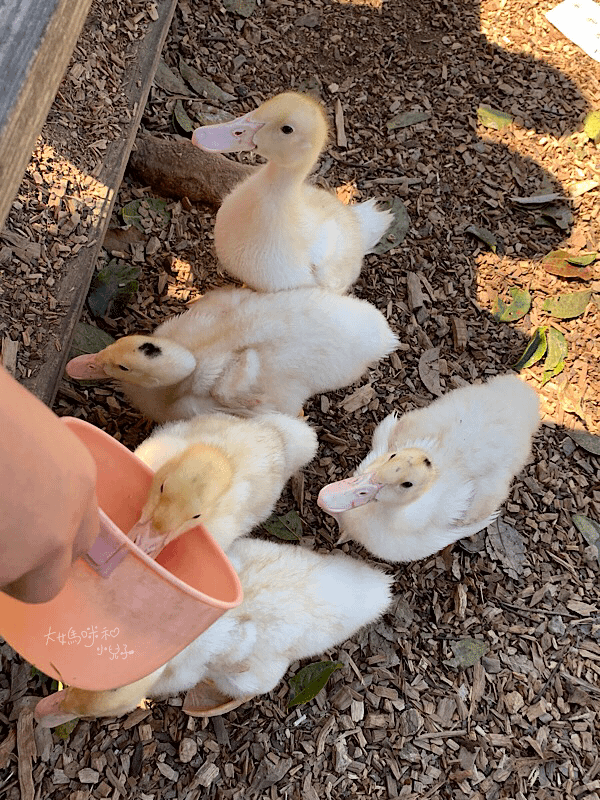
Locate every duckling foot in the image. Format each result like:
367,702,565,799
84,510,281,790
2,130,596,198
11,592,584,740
35,691,79,728
182,680,253,717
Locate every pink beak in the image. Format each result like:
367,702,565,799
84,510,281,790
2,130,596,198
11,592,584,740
191,112,264,153
317,473,383,514
66,353,109,380
128,518,169,559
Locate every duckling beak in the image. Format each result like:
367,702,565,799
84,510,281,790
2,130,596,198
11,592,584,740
317,473,383,514
191,112,264,153
128,518,169,558
65,353,110,380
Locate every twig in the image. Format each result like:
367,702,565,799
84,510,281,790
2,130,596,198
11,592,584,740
414,728,468,741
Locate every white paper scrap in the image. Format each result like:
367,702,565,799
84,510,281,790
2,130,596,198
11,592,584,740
545,0,600,62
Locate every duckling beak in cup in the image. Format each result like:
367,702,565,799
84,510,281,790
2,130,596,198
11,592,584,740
191,113,264,153
317,473,383,514
66,353,109,380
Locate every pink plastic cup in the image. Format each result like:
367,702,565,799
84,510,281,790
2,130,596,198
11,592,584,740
0,417,242,691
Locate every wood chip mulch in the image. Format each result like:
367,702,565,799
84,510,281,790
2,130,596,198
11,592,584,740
1,0,600,799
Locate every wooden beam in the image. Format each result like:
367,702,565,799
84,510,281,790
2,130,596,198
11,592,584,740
23,0,178,405
0,0,93,230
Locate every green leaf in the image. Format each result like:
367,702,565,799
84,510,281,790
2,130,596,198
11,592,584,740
288,661,343,707
572,515,600,559
567,252,597,267
465,224,498,253
262,511,303,541
444,638,489,670
154,59,191,95
54,718,78,740
69,323,115,359
543,290,591,319
173,100,195,134
178,58,236,102
541,327,568,384
566,430,600,455
121,198,171,231
370,197,410,254
387,110,431,131
584,110,600,143
542,250,594,280
88,260,140,318
513,326,547,371
492,287,531,322
477,105,512,131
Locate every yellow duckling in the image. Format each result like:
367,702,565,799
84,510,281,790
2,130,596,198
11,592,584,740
192,91,392,293
318,375,540,562
66,287,398,422
129,411,317,555
35,538,393,724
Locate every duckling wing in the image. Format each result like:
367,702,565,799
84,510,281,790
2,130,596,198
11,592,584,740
349,198,394,252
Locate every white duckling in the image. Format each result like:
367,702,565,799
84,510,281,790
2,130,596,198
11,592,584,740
191,91,392,293
129,411,317,555
35,538,393,725
318,375,540,562
66,286,399,422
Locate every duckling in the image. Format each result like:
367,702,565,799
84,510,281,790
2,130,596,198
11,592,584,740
129,411,317,555
66,286,399,422
191,91,392,293
318,375,540,562
35,538,393,725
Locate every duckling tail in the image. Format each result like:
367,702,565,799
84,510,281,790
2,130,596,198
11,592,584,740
350,197,394,252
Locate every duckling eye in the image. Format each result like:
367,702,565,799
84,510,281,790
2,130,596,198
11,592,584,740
388,453,397,460
401,481,413,488
118,365,130,372
424,458,432,467
191,514,201,519
281,125,294,134
160,483,164,494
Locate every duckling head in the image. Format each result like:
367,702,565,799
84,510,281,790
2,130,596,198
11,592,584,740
136,444,234,546
192,91,328,170
66,335,197,388
318,448,438,514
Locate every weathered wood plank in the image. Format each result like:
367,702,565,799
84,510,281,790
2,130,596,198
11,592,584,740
0,0,93,230
22,0,178,404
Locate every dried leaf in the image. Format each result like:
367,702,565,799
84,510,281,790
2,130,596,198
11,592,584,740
510,192,561,205
513,326,547,371
567,600,599,616
178,58,236,102
543,290,591,319
538,205,573,230
444,638,489,670
541,327,568,384
341,384,375,412
262,510,302,541
566,429,600,455
492,287,531,322
584,110,600,143
154,59,191,95
103,226,146,254
572,515,600,557
418,347,442,396
569,179,599,197
387,110,431,131
173,100,195,134
465,224,497,253
541,250,594,280
288,661,343,707
556,378,586,421
88,261,140,318
477,105,512,131
370,197,410,254
223,0,257,16
486,517,526,579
